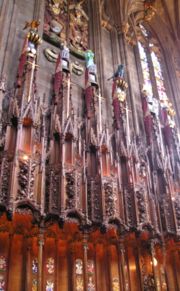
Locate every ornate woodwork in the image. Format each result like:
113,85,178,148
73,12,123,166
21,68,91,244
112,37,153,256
0,0,180,290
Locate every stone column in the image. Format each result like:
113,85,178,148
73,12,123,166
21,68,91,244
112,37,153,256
134,246,143,291
22,236,30,291
107,245,113,291
83,234,89,291
60,139,65,215
25,237,32,291
150,240,161,291
67,243,74,291
118,240,129,291
117,242,123,291
6,233,13,290
38,230,44,291
54,238,59,291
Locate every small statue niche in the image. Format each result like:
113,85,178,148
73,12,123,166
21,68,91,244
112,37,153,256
120,156,129,187
20,118,33,154
53,132,60,163
65,133,73,164
5,118,18,156
101,145,109,176
89,145,97,177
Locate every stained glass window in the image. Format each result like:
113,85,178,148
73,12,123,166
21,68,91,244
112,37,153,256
0,256,6,291
46,258,55,274
32,279,38,291
75,259,96,291
45,258,54,291
112,277,120,291
87,260,96,291
138,42,153,98
32,258,38,274
0,256,6,272
138,27,168,105
32,258,38,291
150,48,168,104
75,259,84,291
138,26,177,150
0,274,5,291
46,280,54,291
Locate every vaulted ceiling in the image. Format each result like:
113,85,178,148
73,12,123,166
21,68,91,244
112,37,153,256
153,0,180,40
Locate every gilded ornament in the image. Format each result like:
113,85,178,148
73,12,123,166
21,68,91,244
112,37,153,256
167,102,176,117
117,90,126,103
